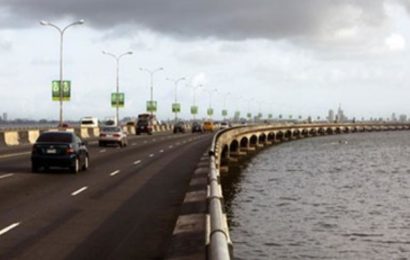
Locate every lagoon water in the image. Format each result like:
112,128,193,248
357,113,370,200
222,131,410,260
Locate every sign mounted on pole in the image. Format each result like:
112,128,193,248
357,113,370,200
207,108,214,116
111,93,125,108
268,113,273,119
222,109,228,117
172,103,181,113
234,111,241,118
146,101,157,112
247,113,252,118
190,106,198,115
52,80,71,101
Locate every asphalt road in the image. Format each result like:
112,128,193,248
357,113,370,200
0,131,213,260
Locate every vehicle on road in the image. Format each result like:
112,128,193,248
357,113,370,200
136,113,156,135
31,131,89,173
191,121,202,133
80,116,99,128
99,126,128,147
173,121,186,134
220,121,230,129
203,121,214,132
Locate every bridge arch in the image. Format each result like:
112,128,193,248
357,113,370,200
258,133,266,144
229,140,239,153
250,135,258,147
240,137,248,149
220,144,229,167
267,132,275,142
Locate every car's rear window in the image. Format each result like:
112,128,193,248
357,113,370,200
102,127,121,132
81,120,95,125
37,132,73,143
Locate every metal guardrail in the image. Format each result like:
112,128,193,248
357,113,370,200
207,127,237,260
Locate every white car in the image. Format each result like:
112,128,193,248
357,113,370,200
98,126,128,147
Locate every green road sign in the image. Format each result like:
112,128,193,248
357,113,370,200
172,103,181,113
258,113,262,118
52,80,71,101
222,109,228,116
146,100,157,112
234,111,241,118
111,93,125,108
207,108,214,116
268,113,273,119
247,113,252,118
191,106,198,115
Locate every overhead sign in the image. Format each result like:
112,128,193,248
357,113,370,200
172,103,181,113
146,100,157,112
111,93,125,108
52,80,71,101
247,113,252,118
268,114,273,119
222,109,228,116
258,113,263,118
234,111,241,118
191,106,198,115
207,108,214,116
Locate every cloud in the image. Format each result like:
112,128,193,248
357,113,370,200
0,0,405,45
385,33,406,51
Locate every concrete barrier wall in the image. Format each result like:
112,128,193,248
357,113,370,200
93,127,100,137
28,130,40,144
4,131,19,146
18,131,30,144
80,128,89,139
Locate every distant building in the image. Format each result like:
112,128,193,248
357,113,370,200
2,113,7,121
391,113,397,122
399,114,407,122
328,110,334,122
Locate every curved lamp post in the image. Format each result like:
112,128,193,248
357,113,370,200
166,77,185,121
102,50,133,125
40,19,85,126
139,67,164,115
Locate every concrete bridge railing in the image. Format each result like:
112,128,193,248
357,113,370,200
207,122,410,259
0,125,174,147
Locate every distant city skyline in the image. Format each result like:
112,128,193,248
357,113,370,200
1,1,410,121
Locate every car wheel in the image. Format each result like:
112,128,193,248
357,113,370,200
82,155,89,171
71,158,80,174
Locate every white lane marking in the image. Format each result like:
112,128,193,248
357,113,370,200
99,149,106,153
176,142,181,145
132,143,137,146
0,222,20,236
149,153,154,157
0,152,31,159
169,145,173,149
71,186,88,196
134,160,142,165
0,173,14,179
159,149,164,153
153,139,157,142
110,170,120,176
144,141,147,143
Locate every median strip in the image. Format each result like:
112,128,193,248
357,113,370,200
0,173,14,179
110,170,120,176
71,186,88,196
0,222,20,236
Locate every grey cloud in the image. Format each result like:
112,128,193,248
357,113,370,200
0,0,405,41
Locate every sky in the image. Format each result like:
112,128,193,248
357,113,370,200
1,0,410,121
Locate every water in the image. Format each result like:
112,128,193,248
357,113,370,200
222,131,410,260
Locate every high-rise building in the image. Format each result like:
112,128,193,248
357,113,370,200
391,113,397,122
2,113,7,121
328,109,334,122
399,114,407,122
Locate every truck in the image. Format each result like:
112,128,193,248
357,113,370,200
136,113,157,135
80,116,99,128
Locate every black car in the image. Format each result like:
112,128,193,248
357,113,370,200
31,131,89,173
191,121,202,133
173,121,186,134
136,119,153,135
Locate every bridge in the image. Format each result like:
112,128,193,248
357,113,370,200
0,122,409,259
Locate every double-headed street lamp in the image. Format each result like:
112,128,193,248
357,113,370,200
222,92,231,120
188,83,203,119
139,67,164,115
102,50,133,126
166,77,186,121
205,88,218,119
40,19,85,126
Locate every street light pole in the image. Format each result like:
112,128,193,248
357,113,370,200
102,51,133,126
205,88,218,119
223,92,230,120
191,84,202,120
139,67,164,116
166,77,185,122
40,19,85,126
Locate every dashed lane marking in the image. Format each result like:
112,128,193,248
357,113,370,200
149,154,154,157
160,149,164,153
134,160,141,165
132,143,137,146
99,149,106,153
169,145,173,149
0,173,14,179
71,186,88,196
0,152,31,159
110,170,120,176
144,141,148,143
0,222,20,236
